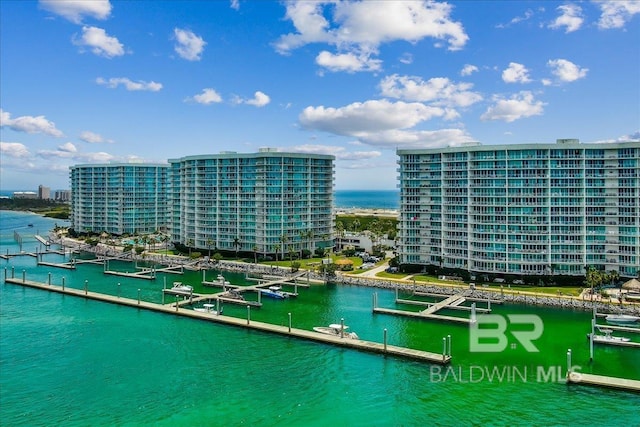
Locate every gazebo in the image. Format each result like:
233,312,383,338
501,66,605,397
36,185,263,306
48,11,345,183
622,278,640,291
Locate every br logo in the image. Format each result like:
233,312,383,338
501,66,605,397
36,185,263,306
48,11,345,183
469,314,544,352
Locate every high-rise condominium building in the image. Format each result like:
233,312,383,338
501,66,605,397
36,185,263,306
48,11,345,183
397,140,639,278
70,163,169,234
168,149,334,258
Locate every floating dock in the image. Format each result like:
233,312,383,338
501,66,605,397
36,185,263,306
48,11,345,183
3,276,450,365
567,371,640,393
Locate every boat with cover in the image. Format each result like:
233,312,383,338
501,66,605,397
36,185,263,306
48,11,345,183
170,282,193,293
588,327,631,344
605,314,640,325
259,286,289,299
313,324,359,339
194,303,222,315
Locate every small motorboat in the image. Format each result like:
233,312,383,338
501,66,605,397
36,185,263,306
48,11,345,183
588,328,631,344
313,323,359,339
223,289,245,301
171,282,193,293
259,286,289,299
605,314,640,325
217,275,231,287
194,303,222,315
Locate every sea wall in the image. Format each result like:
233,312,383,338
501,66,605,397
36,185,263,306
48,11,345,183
49,234,640,315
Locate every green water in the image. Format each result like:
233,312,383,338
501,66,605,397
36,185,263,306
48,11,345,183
1,211,639,426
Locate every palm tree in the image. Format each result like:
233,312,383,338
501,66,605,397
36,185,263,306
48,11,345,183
186,238,193,258
233,237,241,259
274,243,281,262
352,219,360,233
279,234,288,261
253,245,258,264
206,237,214,259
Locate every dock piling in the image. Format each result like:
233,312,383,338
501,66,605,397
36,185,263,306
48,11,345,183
442,337,446,360
247,305,251,325
62,277,65,290
384,328,387,351
22,269,26,283
84,280,88,295
118,283,121,298
567,349,572,374
447,334,451,357
341,318,345,339
48,272,51,286
288,312,292,333
138,289,141,305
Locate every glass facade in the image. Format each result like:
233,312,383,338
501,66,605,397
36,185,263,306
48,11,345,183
397,141,640,278
69,163,169,234
168,149,335,256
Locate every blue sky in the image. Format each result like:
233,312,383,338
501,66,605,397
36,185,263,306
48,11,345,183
1,0,638,191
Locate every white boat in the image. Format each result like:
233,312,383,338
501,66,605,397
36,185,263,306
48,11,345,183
589,328,631,344
313,323,359,339
217,275,231,287
171,282,193,293
259,286,289,299
605,314,640,325
194,303,222,315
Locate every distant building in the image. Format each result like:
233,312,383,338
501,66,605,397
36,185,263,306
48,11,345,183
38,185,51,200
54,190,71,202
397,140,640,278
168,149,335,258
13,191,37,199
70,163,169,234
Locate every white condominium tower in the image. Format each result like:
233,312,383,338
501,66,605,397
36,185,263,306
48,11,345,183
397,140,640,278
168,149,334,258
70,163,169,235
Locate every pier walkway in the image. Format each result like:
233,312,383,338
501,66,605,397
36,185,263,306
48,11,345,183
567,371,640,393
4,276,451,365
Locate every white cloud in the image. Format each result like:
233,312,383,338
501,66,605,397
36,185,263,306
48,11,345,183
96,77,163,91
230,0,240,11
502,62,532,84
590,131,640,143
1,142,31,158
496,9,534,28
399,53,413,65
235,91,271,107
297,99,475,148
379,74,482,108
596,0,640,29
72,26,125,58
547,59,588,82
173,28,206,61
58,142,78,153
549,4,584,33
460,64,478,76
316,51,382,73
300,99,448,136
0,109,64,137
188,88,223,105
283,144,382,161
481,91,545,122
80,131,112,144
274,1,468,72
39,0,112,24
74,26,125,58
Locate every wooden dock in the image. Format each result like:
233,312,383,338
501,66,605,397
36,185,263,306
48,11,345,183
567,371,640,393
373,307,471,324
3,277,450,365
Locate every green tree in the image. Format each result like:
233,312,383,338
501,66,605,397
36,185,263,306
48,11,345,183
233,237,241,259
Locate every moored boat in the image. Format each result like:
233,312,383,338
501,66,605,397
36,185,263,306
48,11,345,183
170,282,194,293
605,314,640,325
259,286,289,299
194,303,222,315
313,323,359,339
588,328,631,344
